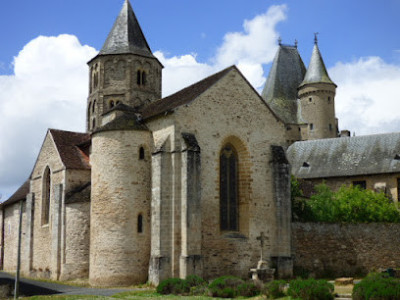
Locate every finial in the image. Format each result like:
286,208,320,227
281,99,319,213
294,39,298,48
278,37,282,46
314,32,319,45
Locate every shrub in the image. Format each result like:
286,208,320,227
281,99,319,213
353,273,400,300
287,278,334,300
236,282,260,297
208,275,244,298
156,277,189,295
264,280,287,299
185,274,207,288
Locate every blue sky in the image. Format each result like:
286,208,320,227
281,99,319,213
1,0,400,198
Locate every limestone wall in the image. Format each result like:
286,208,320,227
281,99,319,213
30,132,65,278
2,201,27,272
90,129,152,286
292,222,400,277
60,201,90,280
147,68,290,281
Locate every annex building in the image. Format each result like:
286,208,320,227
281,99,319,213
1,0,399,286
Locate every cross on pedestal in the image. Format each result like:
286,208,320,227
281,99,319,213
256,232,267,261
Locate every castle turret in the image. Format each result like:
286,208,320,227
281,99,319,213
86,0,163,133
298,36,337,140
89,0,154,286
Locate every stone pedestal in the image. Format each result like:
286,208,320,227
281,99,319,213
250,260,275,285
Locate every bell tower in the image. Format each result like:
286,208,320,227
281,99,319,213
298,35,337,140
86,0,163,132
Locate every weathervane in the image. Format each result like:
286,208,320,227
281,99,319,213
278,37,282,46
294,39,298,48
314,32,319,44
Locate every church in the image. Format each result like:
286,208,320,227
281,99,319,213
0,0,372,286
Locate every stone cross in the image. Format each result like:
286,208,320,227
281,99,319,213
256,232,267,261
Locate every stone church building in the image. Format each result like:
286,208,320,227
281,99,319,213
2,0,388,286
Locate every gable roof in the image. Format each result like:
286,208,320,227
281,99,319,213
99,0,155,59
141,66,235,119
299,43,336,87
1,180,29,207
49,129,91,170
261,45,306,124
287,132,400,179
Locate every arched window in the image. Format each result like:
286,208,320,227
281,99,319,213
42,167,51,225
92,118,96,129
92,100,96,113
220,144,239,231
136,70,147,86
139,146,145,160
141,71,146,85
137,214,143,233
110,100,115,108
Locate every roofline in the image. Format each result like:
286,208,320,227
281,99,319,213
295,170,400,181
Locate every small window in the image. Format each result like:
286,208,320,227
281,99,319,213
141,71,146,85
92,100,96,113
328,96,331,103
309,97,312,102
92,118,96,129
139,147,145,160
137,214,143,233
110,100,115,108
310,123,314,130
353,181,366,189
137,70,141,85
302,162,310,168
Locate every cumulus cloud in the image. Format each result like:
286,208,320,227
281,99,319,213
329,57,400,135
156,5,287,96
0,34,97,198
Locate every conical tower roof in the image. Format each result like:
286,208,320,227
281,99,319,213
261,44,306,124
99,0,155,58
300,40,336,87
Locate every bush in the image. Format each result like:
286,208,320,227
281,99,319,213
208,276,244,298
287,278,334,300
353,273,400,300
292,182,400,223
185,274,207,288
236,282,259,297
156,277,189,295
263,280,287,299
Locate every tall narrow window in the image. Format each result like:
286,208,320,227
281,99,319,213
137,70,142,85
42,167,51,225
220,144,238,231
139,147,145,160
92,100,96,113
141,71,146,85
137,214,143,233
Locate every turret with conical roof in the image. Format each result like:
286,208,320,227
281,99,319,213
86,0,163,133
298,35,337,140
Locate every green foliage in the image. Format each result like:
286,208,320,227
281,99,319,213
185,274,207,288
236,282,259,297
293,182,400,223
353,273,400,300
156,278,189,295
208,276,244,298
287,278,334,300
263,280,287,299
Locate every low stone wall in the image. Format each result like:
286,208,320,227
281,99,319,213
292,222,400,277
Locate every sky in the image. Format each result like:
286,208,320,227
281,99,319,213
1,0,400,199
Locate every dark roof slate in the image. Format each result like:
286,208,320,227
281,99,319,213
287,132,400,179
50,129,91,170
65,182,91,204
300,43,335,87
142,66,234,119
261,45,306,124
1,180,29,207
99,0,155,59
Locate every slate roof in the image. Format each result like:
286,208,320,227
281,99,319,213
141,66,234,119
99,0,155,59
287,132,400,179
299,43,336,87
261,45,306,124
1,180,29,207
65,182,91,204
50,129,91,170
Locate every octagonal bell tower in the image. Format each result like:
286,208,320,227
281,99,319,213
86,0,163,133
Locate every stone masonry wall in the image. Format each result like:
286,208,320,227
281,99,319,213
3,201,27,272
292,222,400,277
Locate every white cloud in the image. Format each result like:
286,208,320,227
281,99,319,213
0,34,97,198
156,5,287,96
329,57,400,135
